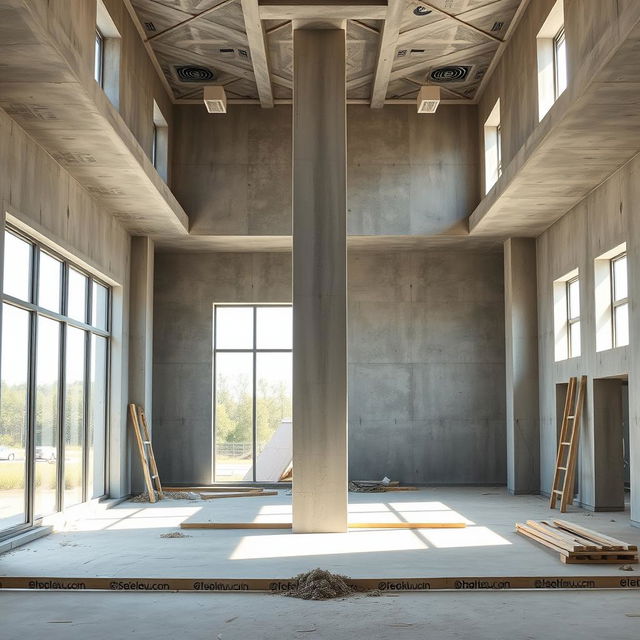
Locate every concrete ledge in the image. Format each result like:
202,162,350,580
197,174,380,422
0,526,53,555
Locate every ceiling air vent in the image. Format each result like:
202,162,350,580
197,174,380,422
174,65,216,83
204,86,227,114
413,5,432,16
144,21,156,31
491,21,504,32
417,86,440,114
430,65,470,83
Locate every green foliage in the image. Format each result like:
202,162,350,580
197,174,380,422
215,374,292,452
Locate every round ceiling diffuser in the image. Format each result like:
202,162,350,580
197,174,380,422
430,66,470,82
175,65,216,83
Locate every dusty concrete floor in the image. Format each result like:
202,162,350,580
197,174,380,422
1,590,640,640
1,488,638,579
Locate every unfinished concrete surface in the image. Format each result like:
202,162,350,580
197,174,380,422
291,27,348,533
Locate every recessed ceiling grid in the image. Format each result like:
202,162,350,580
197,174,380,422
126,0,527,105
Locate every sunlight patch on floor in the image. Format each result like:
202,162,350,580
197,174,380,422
230,530,429,559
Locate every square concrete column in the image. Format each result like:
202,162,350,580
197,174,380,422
504,238,539,494
292,27,348,533
128,236,154,493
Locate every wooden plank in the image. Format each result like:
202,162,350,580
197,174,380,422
553,520,638,551
525,520,591,551
370,0,404,109
539,520,607,551
418,1,502,44
199,490,278,500
241,0,274,108
182,521,466,529
516,522,577,554
128,404,156,503
164,486,259,492
258,1,388,20
182,522,292,529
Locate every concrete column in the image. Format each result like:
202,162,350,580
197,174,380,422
504,238,539,494
292,27,348,533
128,236,154,493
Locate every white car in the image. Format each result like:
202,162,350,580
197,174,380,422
0,445,17,461
36,446,57,462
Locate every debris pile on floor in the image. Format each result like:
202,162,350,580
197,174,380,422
131,490,199,502
159,531,191,538
349,477,418,493
284,569,356,600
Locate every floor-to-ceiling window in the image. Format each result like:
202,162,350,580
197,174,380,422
213,305,292,482
0,227,110,537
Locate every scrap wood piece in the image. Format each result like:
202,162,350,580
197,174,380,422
517,522,580,553
553,520,638,551
164,486,258,492
539,520,606,550
526,521,596,551
199,490,278,500
181,521,466,530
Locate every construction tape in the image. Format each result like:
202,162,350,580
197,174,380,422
1,575,639,592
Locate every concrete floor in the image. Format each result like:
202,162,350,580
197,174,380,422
0,488,638,579
1,590,640,640
2,488,640,639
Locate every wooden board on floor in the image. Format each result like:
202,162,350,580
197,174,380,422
199,490,278,500
164,487,258,493
181,521,466,530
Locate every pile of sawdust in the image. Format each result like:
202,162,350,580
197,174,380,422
160,531,191,538
284,569,356,600
131,491,199,502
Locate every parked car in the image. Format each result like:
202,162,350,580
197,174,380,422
35,446,57,462
0,445,17,461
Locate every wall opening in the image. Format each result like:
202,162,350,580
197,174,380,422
96,0,121,109
537,0,566,120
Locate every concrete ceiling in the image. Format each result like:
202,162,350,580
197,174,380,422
127,0,528,107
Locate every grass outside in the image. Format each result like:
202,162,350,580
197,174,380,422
0,449,83,491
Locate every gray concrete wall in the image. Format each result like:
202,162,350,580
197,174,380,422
537,152,640,522
172,104,479,237
153,248,506,486
22,0,174,182
0,105,132,498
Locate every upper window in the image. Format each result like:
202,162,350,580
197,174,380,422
553,267,579,361
152,101,169,182
595,243,629,352
566,276,581,358
484,99,502,193
611,253,629,347
537,0,566,120
95,1,121,109
94,28,104,86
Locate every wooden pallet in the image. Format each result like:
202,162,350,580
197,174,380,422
516,519,638,564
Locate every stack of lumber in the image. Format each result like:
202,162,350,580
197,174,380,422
163,486,277,500
516,519,638,564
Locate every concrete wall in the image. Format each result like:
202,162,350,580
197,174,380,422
23,0,173,181
153,248,505,485
172,104,479,236
0,106,132,497
478,0,625,191
537,152,640,522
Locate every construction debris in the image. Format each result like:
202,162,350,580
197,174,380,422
160,531,191,538
132,490,199,502
284,569,356,600
349,479,417,493
516,519,639,564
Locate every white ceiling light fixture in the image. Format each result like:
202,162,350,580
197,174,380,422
417,85,440,114
204,86,227,113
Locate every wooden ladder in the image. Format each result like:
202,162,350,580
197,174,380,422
550,376,587,512
128,403,164,502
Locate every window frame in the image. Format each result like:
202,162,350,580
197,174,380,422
553,26,567,100
94,27,104,87
611,252,629,348
0,225,111,540
566,275,580,358
212,304,292,483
